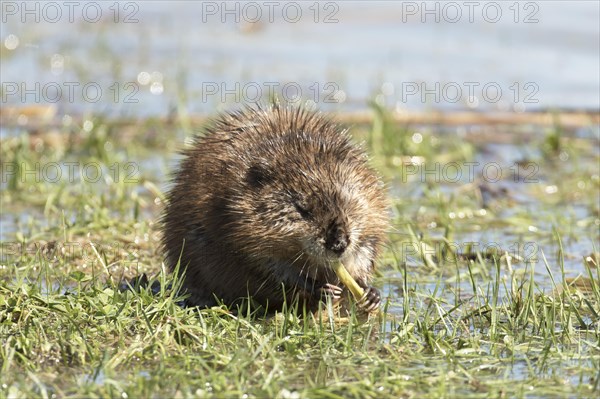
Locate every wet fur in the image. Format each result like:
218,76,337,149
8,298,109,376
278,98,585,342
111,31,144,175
161,104,389,311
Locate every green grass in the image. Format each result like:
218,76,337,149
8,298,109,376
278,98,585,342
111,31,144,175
1,108,599,398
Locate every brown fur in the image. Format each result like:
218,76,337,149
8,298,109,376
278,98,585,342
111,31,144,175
161,104,388,311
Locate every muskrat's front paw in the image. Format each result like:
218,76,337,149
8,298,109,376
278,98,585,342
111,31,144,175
319,283,344,304
358,286,381,313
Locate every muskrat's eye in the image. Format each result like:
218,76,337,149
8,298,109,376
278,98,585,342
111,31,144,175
293,199,312,219
246,164,272,188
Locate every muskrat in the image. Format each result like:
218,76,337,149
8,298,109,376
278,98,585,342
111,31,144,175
161,104,389,313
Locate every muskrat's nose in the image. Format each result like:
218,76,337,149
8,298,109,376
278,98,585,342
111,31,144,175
325,223,349,255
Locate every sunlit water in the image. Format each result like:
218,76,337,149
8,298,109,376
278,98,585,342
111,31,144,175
1,1,599,117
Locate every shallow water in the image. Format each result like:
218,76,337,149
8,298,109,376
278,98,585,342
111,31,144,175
1,3,599,396
1,1,599,117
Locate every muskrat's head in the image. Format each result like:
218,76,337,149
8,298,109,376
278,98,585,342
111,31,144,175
225,126,388,278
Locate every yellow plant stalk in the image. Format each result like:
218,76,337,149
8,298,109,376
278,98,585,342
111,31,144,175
332,261,365,301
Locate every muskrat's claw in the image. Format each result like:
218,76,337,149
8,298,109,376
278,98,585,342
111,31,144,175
357,286,381,313
319,283,344,304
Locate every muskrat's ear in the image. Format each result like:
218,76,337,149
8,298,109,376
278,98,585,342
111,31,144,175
246,164,274,188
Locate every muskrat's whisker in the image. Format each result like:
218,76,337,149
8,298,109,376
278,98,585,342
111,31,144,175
254,276,270,296
289,250,305,268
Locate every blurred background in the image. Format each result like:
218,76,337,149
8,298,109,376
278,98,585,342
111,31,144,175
1,1,599,264
1,0,599,120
